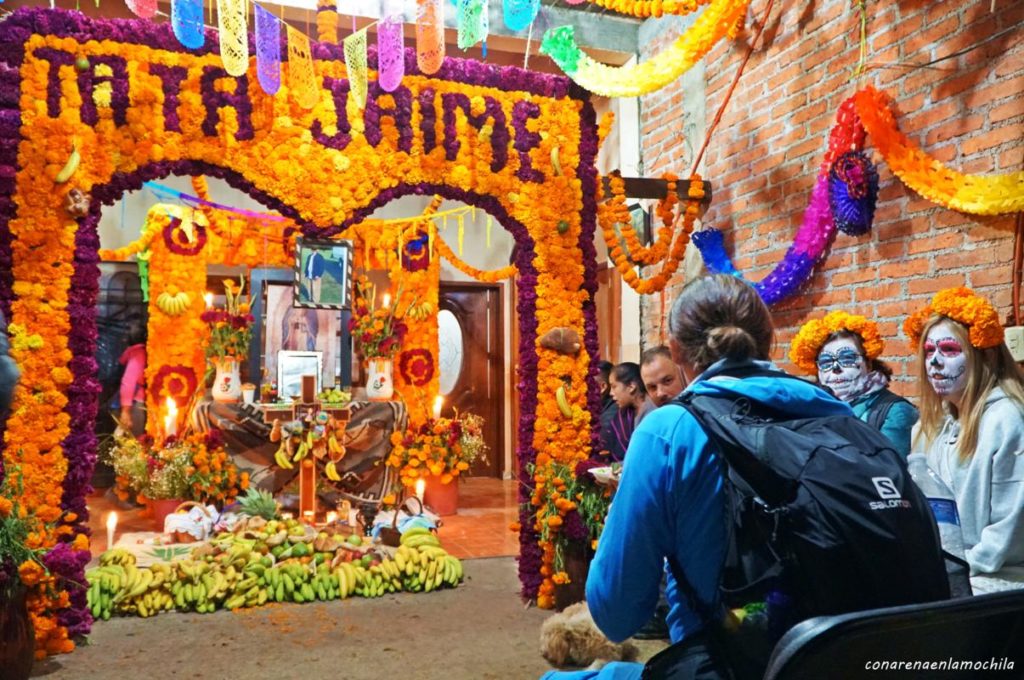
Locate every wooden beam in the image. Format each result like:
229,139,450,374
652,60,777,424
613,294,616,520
602,176,714,206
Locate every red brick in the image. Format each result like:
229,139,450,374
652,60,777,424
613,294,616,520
880,257,931,279
831,267,878,287
907,231,963,255
856,282,903,303
970,264,1014,288
991,98,1024,124
961,123,1023,156
908,274,967,295
924,114,984,146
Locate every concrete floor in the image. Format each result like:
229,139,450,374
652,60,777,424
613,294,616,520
30,557,664,680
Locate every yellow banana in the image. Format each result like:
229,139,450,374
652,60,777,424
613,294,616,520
55,144,81,184
555,385,572,418
325,460,341,481
551,144,563,177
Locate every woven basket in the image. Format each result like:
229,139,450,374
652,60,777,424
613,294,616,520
168,501,215,544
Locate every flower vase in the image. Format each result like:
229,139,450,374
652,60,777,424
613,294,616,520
366,358,394,401
553,542,592,612
0,587,34,680
422,474,459,516
151,498,185,532
212,358,242,403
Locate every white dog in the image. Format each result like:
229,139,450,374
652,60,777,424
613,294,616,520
540,601,640,670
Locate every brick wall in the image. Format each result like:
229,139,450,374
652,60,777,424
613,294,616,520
638,0,1024,396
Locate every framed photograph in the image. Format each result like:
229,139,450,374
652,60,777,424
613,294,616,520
277,351,323,401
628,203,652,245
248,268,352,393
295,238,353,310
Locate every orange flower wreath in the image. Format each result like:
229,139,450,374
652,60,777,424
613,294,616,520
903,287,1004,351
789,311,884,375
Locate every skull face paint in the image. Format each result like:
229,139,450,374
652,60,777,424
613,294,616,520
924,320,968,402
817,336,868,401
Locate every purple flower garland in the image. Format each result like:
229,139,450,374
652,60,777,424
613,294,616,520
0,6,599,609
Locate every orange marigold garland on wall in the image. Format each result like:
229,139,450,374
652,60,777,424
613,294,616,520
599,171,703,294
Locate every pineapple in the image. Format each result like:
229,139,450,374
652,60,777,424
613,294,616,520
237,487,279,520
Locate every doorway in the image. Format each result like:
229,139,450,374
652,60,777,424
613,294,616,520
438,282,504,478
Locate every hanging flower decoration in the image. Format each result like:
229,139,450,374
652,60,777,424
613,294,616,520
562,0,709,17
903,287,1004,351
598,171,703,294
151,365,200,405
161,216,208,256
540,0,749,97
855,86,1024,216
788,311,884,375
828,151,878,236
432,228,518,282
401,230,431,272
692,95,864,306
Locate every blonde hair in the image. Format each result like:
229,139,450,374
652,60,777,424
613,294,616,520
914,315,1024,462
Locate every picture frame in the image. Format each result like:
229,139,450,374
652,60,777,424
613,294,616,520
294,237,353,310
277,351,323,401
248,268,353,394
627,203,652,245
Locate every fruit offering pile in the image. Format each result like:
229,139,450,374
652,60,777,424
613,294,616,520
317,388,352,405
86,519,463,620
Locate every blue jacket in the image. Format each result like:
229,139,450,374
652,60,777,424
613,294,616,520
0,310,19,415
849,389,918,460
585,359,853,645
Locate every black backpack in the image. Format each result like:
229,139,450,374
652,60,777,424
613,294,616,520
645,368,949,680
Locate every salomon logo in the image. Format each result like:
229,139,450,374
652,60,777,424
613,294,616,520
872,477,901,500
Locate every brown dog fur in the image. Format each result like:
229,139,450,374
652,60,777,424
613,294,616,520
540,602,640,670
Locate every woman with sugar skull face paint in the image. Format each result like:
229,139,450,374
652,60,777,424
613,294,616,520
906,287,1024,593
791,312,918,458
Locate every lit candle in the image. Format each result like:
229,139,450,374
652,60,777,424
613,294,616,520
382,293,391,308
303,510,315,524
106,511,118,552
281,512,293,521
326,511,338,525
204,291,214,307
432,395,444,420
415,478,426,503
163,397,178,439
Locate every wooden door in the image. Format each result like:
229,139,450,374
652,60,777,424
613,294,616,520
438,283,503,477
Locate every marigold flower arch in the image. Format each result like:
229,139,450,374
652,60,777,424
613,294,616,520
0,8,601,651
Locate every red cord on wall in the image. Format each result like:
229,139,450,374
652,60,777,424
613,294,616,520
690,0,778,177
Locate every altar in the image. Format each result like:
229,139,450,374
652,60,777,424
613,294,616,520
190,399,407,506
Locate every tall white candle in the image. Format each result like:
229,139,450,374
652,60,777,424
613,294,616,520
415,478,426,503
382,293,391,308
106,511,118,552
163,397,178,439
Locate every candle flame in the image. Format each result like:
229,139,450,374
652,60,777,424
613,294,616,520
415,478,426,501
204,291,214,307
432,395,444,419
106,511,118,532
326,511,338,524
382,293,391,308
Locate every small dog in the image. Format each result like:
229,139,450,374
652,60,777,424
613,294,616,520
540,601,640,670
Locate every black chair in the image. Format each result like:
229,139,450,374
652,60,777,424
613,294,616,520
763,590,1024,680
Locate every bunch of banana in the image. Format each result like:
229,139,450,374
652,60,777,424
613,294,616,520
261,562,322,604
99,548,136,567
273,436,294,470
394,542,463,593
406,300,434,321
86,564,126,621
327,434,346,461
155,289,192,316
399,526,442,549
324,460,342,481
357,565,394,598
555,384,573,419
329,561,365,599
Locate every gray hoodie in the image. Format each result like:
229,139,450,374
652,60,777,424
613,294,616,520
914,387,1024,582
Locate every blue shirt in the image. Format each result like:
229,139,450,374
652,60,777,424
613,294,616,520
585,360,853,645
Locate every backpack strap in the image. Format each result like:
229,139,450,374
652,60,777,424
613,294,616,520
865,389,908,432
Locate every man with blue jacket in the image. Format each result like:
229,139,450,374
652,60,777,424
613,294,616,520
542,275,853,680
